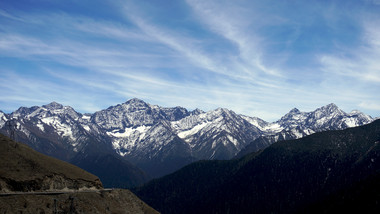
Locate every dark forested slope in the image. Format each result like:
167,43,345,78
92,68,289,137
134,119,380,214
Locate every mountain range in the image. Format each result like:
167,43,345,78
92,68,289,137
0,98,374,186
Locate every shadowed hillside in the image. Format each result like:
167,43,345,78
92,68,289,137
134,120,380,214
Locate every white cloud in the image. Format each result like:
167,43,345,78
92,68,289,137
320,21,380,83
186,0,282,77
359,102,380,111
123,11,235,79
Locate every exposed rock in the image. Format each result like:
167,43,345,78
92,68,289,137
0,189,159,214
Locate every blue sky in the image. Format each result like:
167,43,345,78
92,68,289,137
1,0,379,121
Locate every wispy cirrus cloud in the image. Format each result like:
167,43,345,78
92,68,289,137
320,20,380,80
0,0,379,121
122,8,240,80
185,0,283,78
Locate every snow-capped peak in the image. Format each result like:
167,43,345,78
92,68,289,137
124,98,148,106
317,103,342,115
278,107,307,125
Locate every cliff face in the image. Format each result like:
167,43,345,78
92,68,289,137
0,134,102,193
0,174,102,192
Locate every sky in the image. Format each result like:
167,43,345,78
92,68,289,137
0,0,379,121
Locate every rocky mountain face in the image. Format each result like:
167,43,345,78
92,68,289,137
172,108,263,160
0,99,374,182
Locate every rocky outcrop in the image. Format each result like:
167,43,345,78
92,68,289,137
0,189,159,214
0,174,102,193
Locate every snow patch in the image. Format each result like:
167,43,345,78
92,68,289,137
303,129,315,135
37,122,44,132
107,125,151,138
177,121,211,139
82,115,91,120
211,141,217,149
292,129,304,138
227,135,239,147
41,117,74,140
243,117,262,128
343,118,357,127
264,123,283,132
82,125,91,132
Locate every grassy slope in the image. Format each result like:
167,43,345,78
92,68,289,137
0,133,101,189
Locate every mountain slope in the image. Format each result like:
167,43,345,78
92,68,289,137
71,152,149,188
134,119,380,214
0,133,102,192
172,108,262,160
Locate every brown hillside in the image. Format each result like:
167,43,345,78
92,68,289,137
0,133,102,192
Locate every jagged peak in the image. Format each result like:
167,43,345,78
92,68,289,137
215,107,229,111
321,103,339,110
288,108,301,114
278,108,302,121
315,103,346,115
116,98,151,111
210,108,238,119
121,98,152,111
125,98,147,105
213,107,232,114
43,101,64,109
191,108,204,115
12,105,40,117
